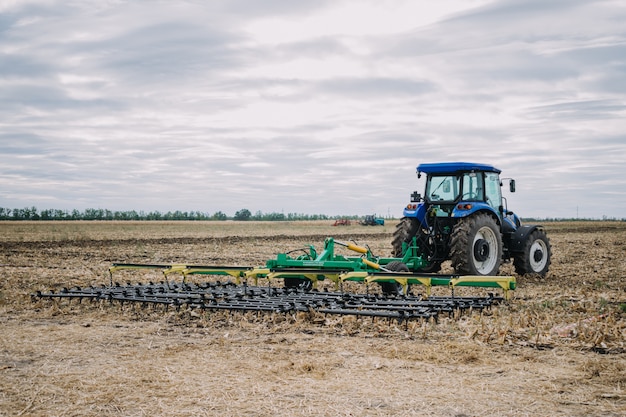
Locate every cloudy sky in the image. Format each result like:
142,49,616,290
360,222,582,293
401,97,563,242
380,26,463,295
1,0,625,219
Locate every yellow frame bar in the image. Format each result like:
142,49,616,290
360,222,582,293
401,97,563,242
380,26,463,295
448,275,516,300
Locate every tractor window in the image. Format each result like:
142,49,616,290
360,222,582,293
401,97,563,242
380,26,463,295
461,172,484,201
426,175,460,202
484,172,502,210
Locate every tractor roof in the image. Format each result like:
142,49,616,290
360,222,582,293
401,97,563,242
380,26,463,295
417,162,501,174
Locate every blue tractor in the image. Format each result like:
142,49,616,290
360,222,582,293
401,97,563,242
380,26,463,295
392,162,551,276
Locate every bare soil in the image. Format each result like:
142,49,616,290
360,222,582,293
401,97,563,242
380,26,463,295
0,221,624,417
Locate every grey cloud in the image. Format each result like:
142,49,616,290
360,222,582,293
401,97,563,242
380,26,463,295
0,133,48,153
220,0,334,17
2,2,251,84
525,100,626,120
0,53,54,78
274,37,354,57
559,44,626,65
485,51,579,82
446,0,592,23
0,84,124,112
383,0,625,61
315,77,436,98
93,23,245,78
586,65,626,94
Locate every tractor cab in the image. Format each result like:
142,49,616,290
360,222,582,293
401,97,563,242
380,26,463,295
406,162,506,223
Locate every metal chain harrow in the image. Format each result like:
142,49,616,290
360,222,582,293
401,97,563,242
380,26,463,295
32,280,504,323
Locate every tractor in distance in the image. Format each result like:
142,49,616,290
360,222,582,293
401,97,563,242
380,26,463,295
360,214,385,226
392,162,551,277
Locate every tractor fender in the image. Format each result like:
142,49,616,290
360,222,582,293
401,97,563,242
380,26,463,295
452,203,500,224
508,225,543,252
403,203,428,224
502,215,520,233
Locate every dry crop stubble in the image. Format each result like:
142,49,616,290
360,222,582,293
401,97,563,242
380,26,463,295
0,220,624,417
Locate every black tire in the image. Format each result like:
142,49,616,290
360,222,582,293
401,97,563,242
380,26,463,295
450,213,502,275
391,217,419,257
379,261,409,296
391,217,441,273
513,229,551,276
284,277,313,291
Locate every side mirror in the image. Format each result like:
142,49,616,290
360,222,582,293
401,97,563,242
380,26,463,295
411,191,421,202
509,179,516,193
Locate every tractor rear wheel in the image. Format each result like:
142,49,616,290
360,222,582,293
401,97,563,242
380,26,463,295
513,229,551,276
379,261,409,296
391,217,441,273
450,213,502,276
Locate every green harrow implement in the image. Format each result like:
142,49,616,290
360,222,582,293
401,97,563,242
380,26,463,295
107,237,516,300
34,236,516,323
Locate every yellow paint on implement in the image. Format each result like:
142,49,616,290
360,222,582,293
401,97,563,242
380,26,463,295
164,264,189,276
360,258,381,270
109,263,253,284
180,266,251,284
341,271,437,296
449,275,516,300
339,271,516,299
109,263,174,274
335,240,369,254
244,268,271,285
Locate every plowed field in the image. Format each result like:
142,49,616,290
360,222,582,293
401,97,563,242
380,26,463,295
1,221,624,417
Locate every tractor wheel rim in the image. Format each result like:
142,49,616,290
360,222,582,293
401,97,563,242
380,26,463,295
529,239,548,271
472,226,498,274
473,238,490,261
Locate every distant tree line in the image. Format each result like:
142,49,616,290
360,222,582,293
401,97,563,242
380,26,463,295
233,209,349,221
2,207,622,222
523,217,626,222
0,207,349,221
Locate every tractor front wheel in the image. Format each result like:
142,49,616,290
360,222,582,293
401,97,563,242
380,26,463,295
513,229,551,276
391,217,441,273
450,213,502,276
